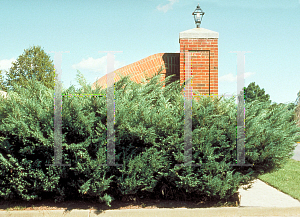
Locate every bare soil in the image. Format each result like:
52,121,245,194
0,192,240,211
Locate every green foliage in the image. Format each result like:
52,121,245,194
3,45,55,92
243,82,299,127
0,78,60,201
1,65,300,207
0,69,7,92
244,82,271,104
295,91,300,128
0,74,112,203
296,91,300,106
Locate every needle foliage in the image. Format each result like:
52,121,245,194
1,64,300,207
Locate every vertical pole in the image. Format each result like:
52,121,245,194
176,51,201,167
99,51,123,167
230,51,253,167
46,51,71,167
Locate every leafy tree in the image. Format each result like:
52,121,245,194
295,91,300,126
280,91,300,128
4,45,55,92
293,91,300,115
296,91,300,105
0,69,7,92
243,82,299,132
243,82,271,104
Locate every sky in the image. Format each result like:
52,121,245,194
0,0,299,105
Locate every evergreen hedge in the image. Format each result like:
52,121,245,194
1,67,300,207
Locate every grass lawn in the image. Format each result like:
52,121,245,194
257,158,300,201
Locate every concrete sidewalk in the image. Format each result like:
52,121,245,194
238,179,300,207
292,143,300,161
1,207,300,216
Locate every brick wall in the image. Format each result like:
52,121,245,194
179,38,218,97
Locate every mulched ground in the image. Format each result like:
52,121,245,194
0,192,240,211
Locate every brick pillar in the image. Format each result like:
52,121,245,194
179,28,219,99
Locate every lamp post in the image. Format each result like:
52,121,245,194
192,3,205,28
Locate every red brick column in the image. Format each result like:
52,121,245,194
179,28,219,100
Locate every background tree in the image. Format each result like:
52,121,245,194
296,91,300,105
242,82,299,131
4,45,55,92
243,82,271,104
0,69,7,92
294,90,300,127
